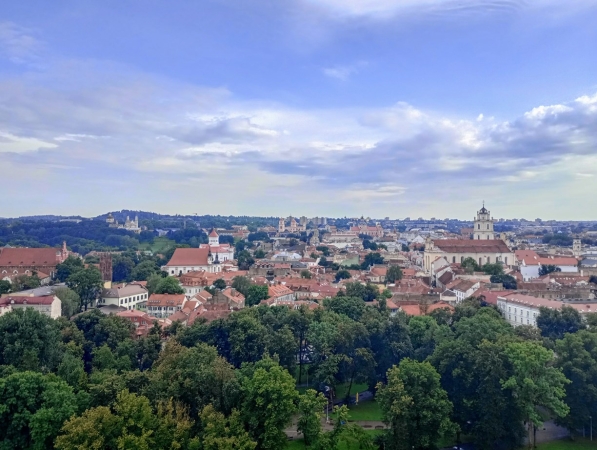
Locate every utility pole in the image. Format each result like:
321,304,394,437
591,415,593,441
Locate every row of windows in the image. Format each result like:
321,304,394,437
451,256,508,265
477,224,491,230
508,315,532,325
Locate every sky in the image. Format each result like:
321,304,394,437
1,0,597,220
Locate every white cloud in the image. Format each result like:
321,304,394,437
0,22,43,64
301,0,592,20
0,131,57,153
322,61,367,81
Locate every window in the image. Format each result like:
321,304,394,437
478,224,480,229
527,319,529,324
505,257,508,265
452,256,456,263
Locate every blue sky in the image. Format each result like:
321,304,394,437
2,0,597,220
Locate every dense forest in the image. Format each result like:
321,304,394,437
1,295,596,449
0,213,280,255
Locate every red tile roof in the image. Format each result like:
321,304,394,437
209,229,219,237
147,294,186,307
433,239,511,254
0,295,57,306
166,248,210,266
0,248,62,267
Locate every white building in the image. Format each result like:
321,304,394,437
146,293,187,318
424,238,514,273
0,295,62,319
515,250,578,281
99,283,149,310
199,229,235,262
473,204,495,240
497,293,594,328
162,247,222,276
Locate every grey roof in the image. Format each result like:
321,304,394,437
9,283,66,297
102,284,148,298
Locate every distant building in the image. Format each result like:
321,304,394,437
146,293,187,318
473,203,495,240
0,242,69,279
497,293,595,328
0,295,62,319
99,283,149,310
199,229,234,262
162,248,222,275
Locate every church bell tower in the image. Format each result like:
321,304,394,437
473,202,495,240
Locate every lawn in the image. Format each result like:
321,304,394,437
139,237,175,254
335,382,368,400
534,438,596,450
342,400,384,422
287,430,383,450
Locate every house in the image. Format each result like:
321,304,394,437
0,242,69,279
445,279,480,304
99,283,149,310
199,229,235,262
515,250,578,281
0,295,62,319
162,247,222,275
268,284,296,303
209,288,246,309
367,265,387,283
146,293,187,318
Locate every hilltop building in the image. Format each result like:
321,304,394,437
199,229,234,262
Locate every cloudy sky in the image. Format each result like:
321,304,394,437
2,1,597,220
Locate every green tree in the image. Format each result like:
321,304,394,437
56,390,200,450
213,278,227,290
386,265,403,284
490,273,517,289
200,405,256,450
245,284,269,307
461,257,481,273
112,255,135,282
482,262,504,276
130,260,159,281
324,296,365,321
502,341,570,448
539,264,561,276
0,371,77,450
12,274,41,291
360,252,384,269
537,306,584,341
237,250,255,270
239,357,299,450
316,246,330,256
300,270,312,279
67,266,103,311
376,359,453,450
297,389,327,447
147,342,237,417
55,255,85,282
555,331,597,433
0,308,63,371
0,279,11,294
254,249,266,259
232,276,252,297
153,276,184,295
335,269,351,282
54,286,81,318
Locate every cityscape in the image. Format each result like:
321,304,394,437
2,1,597,450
